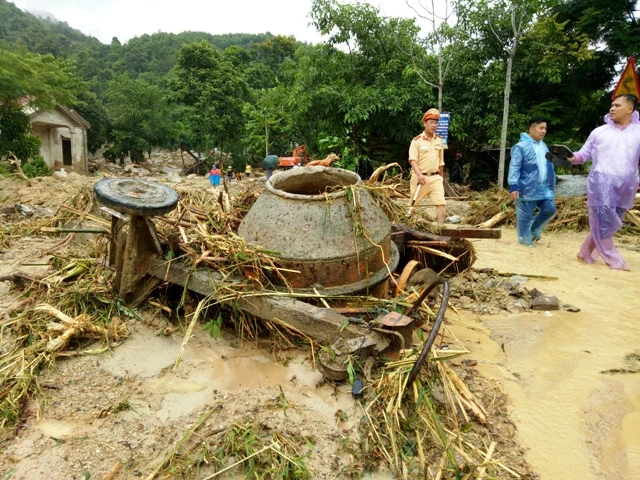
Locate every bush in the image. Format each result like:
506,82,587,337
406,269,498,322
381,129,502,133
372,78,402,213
0,103,42,161
22,156,51,178
0,161,11,177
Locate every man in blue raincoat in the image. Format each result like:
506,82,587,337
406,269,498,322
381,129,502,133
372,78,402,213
508,118,556,246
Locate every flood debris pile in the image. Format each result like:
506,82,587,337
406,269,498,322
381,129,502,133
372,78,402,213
0,247,133,434
353,346,530,479
0,170,534,479
600,351,640,375
465,186,515,228
154,184,289,293
364,168,477,275
146,410,315,480
446,268,578,315
465,184,640,235
464,185,589,231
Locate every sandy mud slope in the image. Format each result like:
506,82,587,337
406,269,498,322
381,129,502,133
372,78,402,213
453,228,640,480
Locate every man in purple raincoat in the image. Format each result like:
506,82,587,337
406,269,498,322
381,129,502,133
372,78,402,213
568,94,640,270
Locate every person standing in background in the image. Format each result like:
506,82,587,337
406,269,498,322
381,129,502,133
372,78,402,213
263,154,278,180
209,163,221,187
408,108,447,226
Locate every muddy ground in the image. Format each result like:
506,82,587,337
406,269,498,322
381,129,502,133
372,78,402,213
1,154,639,479
453,230,640,480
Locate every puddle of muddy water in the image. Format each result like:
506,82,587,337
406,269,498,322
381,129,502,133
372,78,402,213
453,230,640,480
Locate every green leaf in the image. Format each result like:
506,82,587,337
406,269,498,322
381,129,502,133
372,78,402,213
203,313,223,340
346,358,356,385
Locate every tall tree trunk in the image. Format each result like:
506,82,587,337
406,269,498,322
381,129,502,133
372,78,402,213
437,55,443,111
497,51,514,187
498,6,521,187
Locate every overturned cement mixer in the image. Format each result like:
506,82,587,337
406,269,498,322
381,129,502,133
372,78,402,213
238,166,399,295
92,170,447,386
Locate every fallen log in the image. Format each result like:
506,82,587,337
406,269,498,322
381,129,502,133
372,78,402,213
439,227,502,239
9,152,33,187
475,211,509,229
392,224,450,242
366,162,401,184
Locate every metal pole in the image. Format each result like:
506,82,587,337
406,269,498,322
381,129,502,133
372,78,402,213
265,111,269,157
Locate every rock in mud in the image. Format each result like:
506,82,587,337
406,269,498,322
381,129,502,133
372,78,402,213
531,294,560,311
406,268,438,289
528,288,543,298
53,169,68,181
500,280,519,291
166,172,182,183
447,275,466,292
507,301,527,313
2,203,34,216
562,304,581,313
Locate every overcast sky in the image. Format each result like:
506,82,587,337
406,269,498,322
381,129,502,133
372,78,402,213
10,0,425,45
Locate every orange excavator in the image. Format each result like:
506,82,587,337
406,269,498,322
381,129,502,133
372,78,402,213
277,145,308,169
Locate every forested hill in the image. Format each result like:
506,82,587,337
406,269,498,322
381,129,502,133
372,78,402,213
2,0,640,184
0,0,275,81
0,0,293,164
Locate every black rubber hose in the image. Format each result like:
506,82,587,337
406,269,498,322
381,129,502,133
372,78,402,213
405,277,450,389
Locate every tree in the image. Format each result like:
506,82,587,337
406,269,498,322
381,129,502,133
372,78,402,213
472,0,536,186
73,89,110,155
104,74,174,163
293,0,434,166
242,86,292,158
0,45,79,112
169,41,249,152
404,0,464,111
0,102,40,160
0,45,79,160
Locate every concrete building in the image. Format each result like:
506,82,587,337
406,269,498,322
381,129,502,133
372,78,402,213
30,105,90,173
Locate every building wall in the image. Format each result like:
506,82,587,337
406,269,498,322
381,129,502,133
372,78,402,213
31,124,51,163
30,108,88,173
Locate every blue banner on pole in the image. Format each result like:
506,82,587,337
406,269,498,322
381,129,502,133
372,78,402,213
436,112,450,147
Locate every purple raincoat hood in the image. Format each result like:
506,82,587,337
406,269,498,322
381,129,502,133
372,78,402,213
604,110,640,126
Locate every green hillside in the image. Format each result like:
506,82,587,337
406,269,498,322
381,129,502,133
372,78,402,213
1,0,639,185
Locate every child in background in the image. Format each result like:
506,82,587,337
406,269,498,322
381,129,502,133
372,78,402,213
209,164,221,186
226,166,233,182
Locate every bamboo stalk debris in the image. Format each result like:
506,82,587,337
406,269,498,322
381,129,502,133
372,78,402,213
626,209,640,227
40,227,110,234
0,166,527,478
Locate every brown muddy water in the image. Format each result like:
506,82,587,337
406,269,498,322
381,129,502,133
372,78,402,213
452,228,640,480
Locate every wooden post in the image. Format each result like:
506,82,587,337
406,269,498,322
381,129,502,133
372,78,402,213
178,135,185,172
